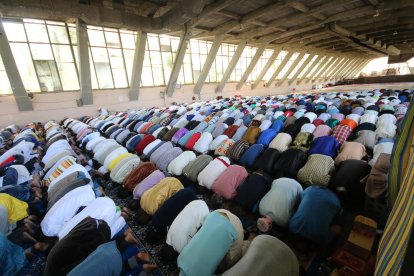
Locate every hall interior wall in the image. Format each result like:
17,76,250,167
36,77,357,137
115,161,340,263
0,80,326,127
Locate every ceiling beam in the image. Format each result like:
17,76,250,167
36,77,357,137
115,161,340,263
192,1,292,38
188,0,237,27
0,0,208,33
325,22,400,55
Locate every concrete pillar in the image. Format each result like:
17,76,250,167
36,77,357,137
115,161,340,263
266,51,294,87
236,42,268,90
296,55,324,84
338,59,361,80
331,58,355,80
308,57,340,82
319,57,343,80
129,31,147,101
342,59,365,79
0,19,33,111
288,54,316,85
303,56,330,83
348,60,369,78
324,57,349,81
194,34,224,96
166,28,191,97
251,47,281,89
216,40,247,93
76,19,93,106
276,52,306,86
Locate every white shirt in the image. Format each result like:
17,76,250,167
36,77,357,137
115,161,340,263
41,185,95,237
166,200,210,253
198,157,230,189
168,151,197,176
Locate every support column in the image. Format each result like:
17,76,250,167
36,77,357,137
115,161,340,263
251,47,281,89
236,42,268,90
129,31,147,101
338,59,361,80
297,55,324,84
166,28,191,97
324,57,349,81
266,51,294,87
76,19,93,105
193,34,224,96
0,19,33,111
309,57,337,83
276,52,305,86
216,40,246,93
343,59,366,79
348,60,369,79
288,54,316,85
319,57,342,81
332,58,355,80
303,56,330,84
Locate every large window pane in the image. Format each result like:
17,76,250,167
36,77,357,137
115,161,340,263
122,49,134,84
9,43,40,92
91,48,113,88
34,60,62,92
0,55,12,95
52,45,74,63
105,31,121,48
47,25,69,44
88,29,106,46
3,22,27,42
108,48,127,88
30,43,54,60
120,32,135,49
25,23,49,43
56,63,79,90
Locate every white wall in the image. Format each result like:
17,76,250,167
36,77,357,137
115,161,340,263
0,79,324,127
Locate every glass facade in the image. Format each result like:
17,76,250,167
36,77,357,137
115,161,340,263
0,17,335,94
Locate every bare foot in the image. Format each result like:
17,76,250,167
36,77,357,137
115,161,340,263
23,232,38,244
24,249,37,260
124,228,133,237
137,252,151,263
124,231,139,244
33,242,50,252
143,263,158,273
122,207,133,216
121,211,131,220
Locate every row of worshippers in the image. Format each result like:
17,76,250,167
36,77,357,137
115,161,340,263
62,89,411,274
1,88,412,275
0,122,161,275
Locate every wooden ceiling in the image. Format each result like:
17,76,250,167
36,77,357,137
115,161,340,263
1,0,414,58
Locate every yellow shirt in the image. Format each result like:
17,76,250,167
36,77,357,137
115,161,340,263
140,177,183,215
0,194,29,223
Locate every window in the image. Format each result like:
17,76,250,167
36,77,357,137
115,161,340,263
288,53,309,79
264,50,287,81
230,46,257,82
3,19,79,92
0,55,12,95
298,55,318,78
248,49,274,82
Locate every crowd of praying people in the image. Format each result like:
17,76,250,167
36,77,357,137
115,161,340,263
0,88,412,275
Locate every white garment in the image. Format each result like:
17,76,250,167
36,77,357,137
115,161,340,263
58,197,126,239
369,142,394,166
304,112,317,122
166,200,210,253
42,156,77,181
269,133,292,152
300,123,316,134
41,185,95,237
142,139,162,156
168,151,197,176
86,136,106,151
9,165,32,185
197,157,230,189
193,132,213,154
208,135,228,151
360,113,377,124
377,114,397,125
375,123,397,139
259,178,303,227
